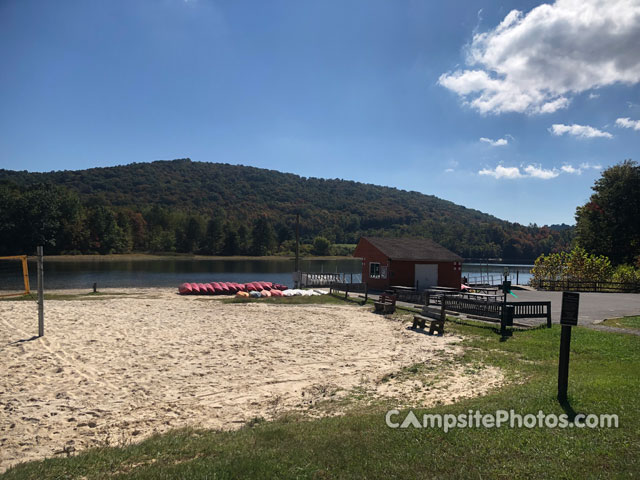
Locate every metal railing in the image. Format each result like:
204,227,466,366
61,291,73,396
536,279,640,293
296,272,361,288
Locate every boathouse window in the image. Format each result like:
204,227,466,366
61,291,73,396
369,262,381,279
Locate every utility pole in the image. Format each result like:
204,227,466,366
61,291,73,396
295,213,300,288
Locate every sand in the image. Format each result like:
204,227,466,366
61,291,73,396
0,289,502,472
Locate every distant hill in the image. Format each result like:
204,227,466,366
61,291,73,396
0,159,573,259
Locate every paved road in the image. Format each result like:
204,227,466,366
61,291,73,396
363,290,640,333
509,290,640,326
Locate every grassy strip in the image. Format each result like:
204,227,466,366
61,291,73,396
0,292,128,302
220,294,353,305
601,315,640,330
2,304,639,478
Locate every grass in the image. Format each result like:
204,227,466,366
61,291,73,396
0,292,128,302
220,293,355,305
2,300,639,478
601,315,640,330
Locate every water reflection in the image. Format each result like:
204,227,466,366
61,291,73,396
0,258,533,291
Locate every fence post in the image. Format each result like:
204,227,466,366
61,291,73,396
441,295,446,321
345,283,349,300
546,302,552,328
364,283,368,303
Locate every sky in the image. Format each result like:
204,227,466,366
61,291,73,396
1,0,639,226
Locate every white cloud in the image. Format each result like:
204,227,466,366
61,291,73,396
549,123,613,139
616,117,640,130
439,0,640,115
580,162,602,170
479,165,523,179
480,137,508,146
588,93,600,100
444,168,455,173
561,165,581,174
478,163,578,179
524,165,560,179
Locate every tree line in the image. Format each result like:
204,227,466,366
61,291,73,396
0,159,575,259
532,160,640,282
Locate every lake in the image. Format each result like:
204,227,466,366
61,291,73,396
0,258,534,291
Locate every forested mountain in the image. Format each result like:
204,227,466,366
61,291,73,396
0,159,574,260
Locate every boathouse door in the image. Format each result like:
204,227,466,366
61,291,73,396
414,264,438,290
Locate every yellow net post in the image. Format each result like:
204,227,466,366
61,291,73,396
21,255,30,294
0,254,30,297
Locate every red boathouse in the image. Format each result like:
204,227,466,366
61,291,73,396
353,237,463,291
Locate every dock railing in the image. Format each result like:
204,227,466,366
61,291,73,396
296,272,361,288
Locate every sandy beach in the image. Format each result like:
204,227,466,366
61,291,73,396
0,289,502,472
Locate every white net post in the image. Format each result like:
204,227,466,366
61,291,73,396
37,246,44,337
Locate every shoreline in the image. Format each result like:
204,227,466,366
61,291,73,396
28,253,358,262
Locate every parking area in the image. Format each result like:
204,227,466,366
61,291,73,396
510,290,640,327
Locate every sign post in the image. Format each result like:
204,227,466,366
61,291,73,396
558,292,579,402
500,267,513,337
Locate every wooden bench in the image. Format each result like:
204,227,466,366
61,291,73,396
374,294,397,314
412,304,445,335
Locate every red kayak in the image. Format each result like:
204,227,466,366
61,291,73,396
198,283,208,294
179,283,193,295
205,283,216,295
245,283,257,292
220,283,231,294
190,283,201,294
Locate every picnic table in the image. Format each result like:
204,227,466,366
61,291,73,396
459,292,502,302
468,287,499,294
390,285,416,293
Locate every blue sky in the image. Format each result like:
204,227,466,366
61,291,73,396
1,0,639,226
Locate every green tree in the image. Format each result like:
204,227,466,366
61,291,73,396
312,236,331,256
251,217,277,256
86,205,129,254
575,160,640,265
202,216,224,255
222,225,240,256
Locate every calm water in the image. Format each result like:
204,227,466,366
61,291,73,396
0,258,534,291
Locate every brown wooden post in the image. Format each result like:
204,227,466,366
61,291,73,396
441,294,446,321
364,283,368,303
345,283,349,300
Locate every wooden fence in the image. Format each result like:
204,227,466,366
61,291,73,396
329,282,368,301
439,295,552,328
536,279,640,293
